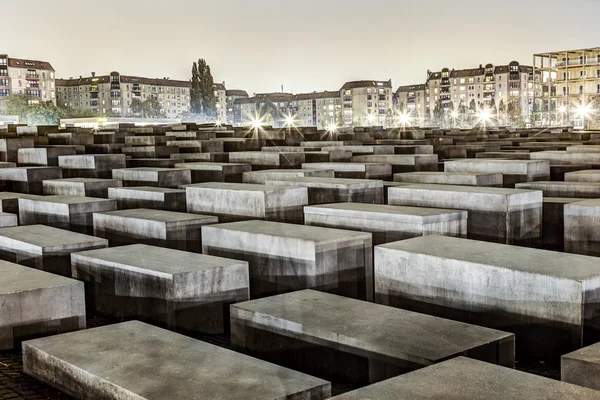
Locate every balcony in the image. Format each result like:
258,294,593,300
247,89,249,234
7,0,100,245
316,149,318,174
26,74,39,80
555,57,600,67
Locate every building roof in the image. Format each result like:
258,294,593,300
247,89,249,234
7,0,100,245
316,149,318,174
56,73,190,88
226,90,248,97
213,83,226,91
4,56,54,71
396,84,426,93
450,67,485,78
534,47,600,57
340,80,392,90
493,65,534,74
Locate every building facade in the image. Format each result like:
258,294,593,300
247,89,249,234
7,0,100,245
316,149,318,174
395,84,426,120
340,80,393,127
56,72,190,118
213,82,227,123
0,54,56,105
226,89,249,124
534,47,600,128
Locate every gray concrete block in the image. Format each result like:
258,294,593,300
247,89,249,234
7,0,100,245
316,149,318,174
243,169,334,184
0,212,17,227
112,167,191,188
170,152,229,163
229,151,305,170
530,150,600,166
17,147,77,166
562,342,600,391
393,171,503,187
387,183,542,245
187,182,308,223
0,167,62,194
231,290,514,384
174,162,251,183
444,159,550,187
331,357,600,399
58,154,126,179
0,224,107,277
375,235,600,357
43,178,123,198
565,170,600,182
351,154,439,173
540,197,584,251
565,199,600,257
126,158,178,168
202,220,373,300
266,177,384,205
71,244,248,334
516,181,600,198
93,208,218,252
18,195,117,234
302,162,392,180
0,138,34,163
108,186,186,212
121,145,179,159
0,260,85,350
23,321,331,400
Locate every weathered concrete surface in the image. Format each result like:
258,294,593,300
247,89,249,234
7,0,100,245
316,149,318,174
562,342,600,391
0,212,17,227
0,224,107,277
444,159,550,187
229,151,305,170
375,235,600,358
108,186,186,212
565,170,600,182
516,181,600,198
331,357,600,400
243,169,334,184
538,197,584,251
302,162,392,180
187,182,308,223
0,192,33,220
71,244,248,334
121,145,178,159
174,162,251,183
304,202,467,245
551,164,591,181
58,154,126,179
17,147,76,166
93,208,218,252
0,138,34,163
170,152,229,163
0,260,85,350
475,151,531,160
565,199,600,257
351,154,439,173
126,158,178,168
231,290,514,384
0,167,62,194
266,177,384,205
112,167,191,188
43,178,123,198
393,171,503,187
202,220,373,300
530,150,600,167
19,195,117,234
23,321,331,400
388,183,542,245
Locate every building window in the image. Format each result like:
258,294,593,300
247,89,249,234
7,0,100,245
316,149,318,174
0,89,9,96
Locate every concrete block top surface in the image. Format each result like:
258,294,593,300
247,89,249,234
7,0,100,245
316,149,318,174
72,244,246,277
378,235,600,281
302,162,390,171
304,203,467,223
388,182,540,196
204,220,371,243
517,181,600,188
114,167,188,173
331,357,600,400
23,321,330,400
20,195,114,205
563,342,600,364
265,177,384,189
109,186,185,194
173,162,249,170
43,178,121,184
544,197,588,204
0,259,80,295
395,171,500,177
186,182,304,193
233,290,512,363
0,225,107,253
94,208,218,223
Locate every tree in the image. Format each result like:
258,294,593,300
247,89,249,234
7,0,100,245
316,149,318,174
0,95,65,125
190,62,202,114
469,99,477,113
130,99,144,116
336,109,344,127
433,98,444,125
489,98,496,111
498,99,506,113
129,98,164,119
385,108,394,127
190,58,217,118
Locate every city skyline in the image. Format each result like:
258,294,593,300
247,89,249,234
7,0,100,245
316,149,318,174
1,0,599,94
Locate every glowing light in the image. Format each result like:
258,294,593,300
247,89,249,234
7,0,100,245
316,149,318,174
398,112,411,125
450,110,459,119
558,106,567,114
214,119,223,128
476,107,493,124
283,114,297,129
367,114,376,124
575,103,593,119
326,122,338,134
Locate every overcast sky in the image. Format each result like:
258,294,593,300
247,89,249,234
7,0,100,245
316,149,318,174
1,0,599,94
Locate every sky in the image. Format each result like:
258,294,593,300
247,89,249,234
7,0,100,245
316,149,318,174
1,0,599,95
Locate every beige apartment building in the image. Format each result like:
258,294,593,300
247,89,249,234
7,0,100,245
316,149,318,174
341,80,393,127
0,54,56,105
56,71,191,118
226,89,249,124
534,47,600,128
395,84,426,120
213,82,227,123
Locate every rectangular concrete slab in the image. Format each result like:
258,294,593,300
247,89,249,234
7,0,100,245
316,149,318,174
565,170,600,182
23,321,331,400
0,225,107,277
375,235,600,358
331,357,600,400
565,199,600,257
266,177,384,205
112,167,191,188
71,244,249,334
351,154,439,173
302,162,392,180
243,169,334,184
444,159,550,187
516,181,600,198
93,208,218,252
228,151,305,170
387,183,542,245
0,260,85,350
202,220,373,300
304,202,467,245
173,162,251,183
393,171,503,187
58,154,126,179
562,342,600,391
0,167,62,194
186,182,308,223
108,186,186,212
0,212,17,227
231,290,514,384
43,178,123,198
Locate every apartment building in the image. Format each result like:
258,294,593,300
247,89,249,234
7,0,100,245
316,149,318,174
56,71,190,117
424,61,536,121
534,47,600,128
314,91,342,128
226,89,249,124
395,84,426,118
213,82,227,123
0,54,56,105
340,80,393,126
